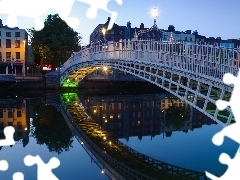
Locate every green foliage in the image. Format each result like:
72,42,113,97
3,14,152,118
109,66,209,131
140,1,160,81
28,14,82,66
32,104,74,154
164,104,191,129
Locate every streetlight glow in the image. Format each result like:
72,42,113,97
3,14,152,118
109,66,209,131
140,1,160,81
151,8,159,19
102,28,106,36
103,66,107,71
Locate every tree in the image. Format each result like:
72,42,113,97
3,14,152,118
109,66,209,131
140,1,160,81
164,104,191,129
28,14,82,67
32,104,74,154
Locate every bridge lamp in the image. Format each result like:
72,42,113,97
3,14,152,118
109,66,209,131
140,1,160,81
103,66,107,71
93,109,97,113
101,169,105,174
151,7,159,24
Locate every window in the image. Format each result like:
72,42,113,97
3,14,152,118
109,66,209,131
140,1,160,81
102,114,106,119
0,109,3,118
17,110,22,117
110,123,114,129
118,122,121,128
137,120,141,125
132,102,135,108
190,38,192,41
185,37,187,41
6,32,11,37
0,123,3,130
138,112,141,117
8,109,13,118
111,37,114,41
8,122,13,126
17,122,22,129
6,52,11,61
146,101,149,108
151,101,154,108
0,39,1,47
15,40,20,48
0,52,2,61
109,103,114,110
15,32,20,37
6,39,11,48
15,52,20,60
131,112,135,117
110,114,114,119
146,111,149,117
119,30,122,34
0,31,1,36
102,103,106,110
118,113,121,119
110,30,114,34
118,103,121,109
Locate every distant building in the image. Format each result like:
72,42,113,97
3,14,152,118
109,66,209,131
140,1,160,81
89,17,126,44
0,19,28,75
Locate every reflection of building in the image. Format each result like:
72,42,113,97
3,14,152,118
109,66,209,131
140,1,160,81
0,99,30,148
83,93,217,141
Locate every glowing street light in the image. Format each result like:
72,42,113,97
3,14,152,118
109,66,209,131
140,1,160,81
151,8,159,25
102,28,106,37
103,66,107,71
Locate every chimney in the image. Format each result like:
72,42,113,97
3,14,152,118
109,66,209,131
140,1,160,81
0,19,3,27
127,21,131,28
168,25,175,32
185,30,191,34
140,23,144,29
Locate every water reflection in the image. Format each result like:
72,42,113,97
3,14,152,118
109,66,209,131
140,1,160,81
82,93,217,141
0,99,30,148
61,92,208,179
32,104,74,154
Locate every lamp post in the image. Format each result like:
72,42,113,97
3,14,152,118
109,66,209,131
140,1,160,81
22,40,26,78
151,7,159,25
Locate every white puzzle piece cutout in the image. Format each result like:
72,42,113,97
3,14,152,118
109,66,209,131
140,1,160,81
0,0,123,31
205,72,240,179
0,160,8,171
0,126,15,146
24,155,60,180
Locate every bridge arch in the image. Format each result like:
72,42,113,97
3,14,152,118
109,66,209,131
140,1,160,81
47,39,239,126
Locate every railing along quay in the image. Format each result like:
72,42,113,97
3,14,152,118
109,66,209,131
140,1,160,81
60,96,208,180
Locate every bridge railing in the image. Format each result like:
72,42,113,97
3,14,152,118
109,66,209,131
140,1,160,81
60,39,240,85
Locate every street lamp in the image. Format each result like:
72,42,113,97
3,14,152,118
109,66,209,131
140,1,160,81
151,7,159,25
22,40,26,78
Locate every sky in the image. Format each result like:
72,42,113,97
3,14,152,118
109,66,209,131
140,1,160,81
0,0,240,45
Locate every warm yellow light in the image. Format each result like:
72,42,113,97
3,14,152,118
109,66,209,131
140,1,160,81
102,28,106,36
101,170,105,174
109,141,112,145
103,137,106,140
105,119,108,123
81,142,83,145
103,66,107,71
93,109,97,113
24,127,27,130
151,8,159,19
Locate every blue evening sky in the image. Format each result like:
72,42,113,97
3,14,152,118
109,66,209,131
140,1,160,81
0,0,239,45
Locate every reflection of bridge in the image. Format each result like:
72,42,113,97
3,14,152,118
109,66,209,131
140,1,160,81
46,40,239,127
60,92,207,180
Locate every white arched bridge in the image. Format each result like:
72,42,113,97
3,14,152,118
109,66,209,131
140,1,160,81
46,39,240,127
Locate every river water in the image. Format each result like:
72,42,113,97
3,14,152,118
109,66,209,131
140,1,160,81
0,86,237,179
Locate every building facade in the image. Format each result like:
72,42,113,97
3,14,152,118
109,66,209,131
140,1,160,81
0,19,28,75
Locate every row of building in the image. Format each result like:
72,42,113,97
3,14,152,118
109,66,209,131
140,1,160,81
90,17,240,48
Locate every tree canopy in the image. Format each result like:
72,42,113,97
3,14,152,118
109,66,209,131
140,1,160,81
28,14,82,67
